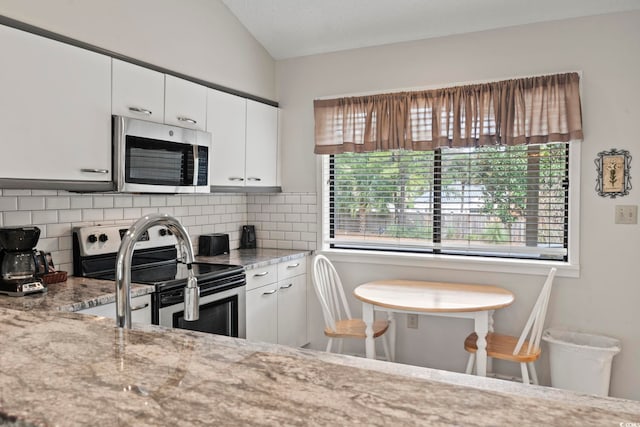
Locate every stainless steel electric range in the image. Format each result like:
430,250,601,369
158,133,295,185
72,224,246,338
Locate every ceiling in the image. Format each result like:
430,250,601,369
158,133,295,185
222,0,640,60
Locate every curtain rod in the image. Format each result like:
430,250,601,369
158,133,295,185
313,70,583,101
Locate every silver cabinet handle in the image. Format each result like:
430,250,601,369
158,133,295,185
81,168,109,174
280,283,293,290
247,177,262,182
128,107,152,115
229,177,245,182
131,302,150,311
262,289,277,295
253,271,270,277
286,263,300,269
177,116,197,124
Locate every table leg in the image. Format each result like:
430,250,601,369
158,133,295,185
387,311,396,362
362,302,375,359
474,311,490,376
487,310,494,374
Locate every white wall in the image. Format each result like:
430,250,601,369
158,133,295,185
0,0,276,100
278,11,640,400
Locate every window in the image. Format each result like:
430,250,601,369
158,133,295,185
324,142,570,261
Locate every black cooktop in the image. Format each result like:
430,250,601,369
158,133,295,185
95,262,244,290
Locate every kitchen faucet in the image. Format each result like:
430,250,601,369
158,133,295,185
115,213,200,328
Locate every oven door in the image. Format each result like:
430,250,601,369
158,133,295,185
158,285,246,338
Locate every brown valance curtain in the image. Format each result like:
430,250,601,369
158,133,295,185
314,72,583,154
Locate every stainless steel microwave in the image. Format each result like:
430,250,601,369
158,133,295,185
112,115,210,193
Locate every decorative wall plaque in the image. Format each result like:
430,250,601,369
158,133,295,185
595,148,631,198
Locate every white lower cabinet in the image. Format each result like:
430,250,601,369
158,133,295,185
245,257,308,347
77,294,152,325
245,282,278,344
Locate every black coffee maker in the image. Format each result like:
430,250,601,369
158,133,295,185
0,226,47,296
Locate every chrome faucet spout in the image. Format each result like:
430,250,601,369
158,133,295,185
115,213,199,328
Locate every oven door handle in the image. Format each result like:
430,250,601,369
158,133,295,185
131,302,150,311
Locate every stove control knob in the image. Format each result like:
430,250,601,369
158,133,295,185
87,234,98,243
99,233,109,243
159,228,167,237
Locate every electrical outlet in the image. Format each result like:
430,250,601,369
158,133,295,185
615,205,638,224
407,314,418,329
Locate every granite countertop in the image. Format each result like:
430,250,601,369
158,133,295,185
196,248,310,270
0,248,307,314
1,307,639,427
0,276,153,313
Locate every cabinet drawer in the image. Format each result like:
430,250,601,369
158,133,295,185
245,264,278,291
278,258,307,280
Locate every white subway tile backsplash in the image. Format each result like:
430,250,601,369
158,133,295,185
31,190,58,196
285,195,301,204
58,209,82,223
113,196,133,208
18,196,45,211
47,223,71,238
140,207,159,216
82,209,104,222
71,196,92,209
181,195,196,206
277,204,292,213
2,188,315,272
3,189,31,196
46,196,71,210
33,210,58,224
122,208,142,219
133,196,150,207
93,196,114,208
300,195,317,205
0,197,18,211
36,237,58,252
188,206,202,216
285,213,301,223
4,211,31,226
104,208,124,221
150,196,167,207
277,222,293,232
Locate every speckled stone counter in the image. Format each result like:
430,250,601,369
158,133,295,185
1,307,639,427
196,248,310,270
0,276,153,313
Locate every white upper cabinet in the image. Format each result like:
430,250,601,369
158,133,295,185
112,59,165,124
165,75,207,131
0,25,111,181
206,89,247,186
246,100,279,187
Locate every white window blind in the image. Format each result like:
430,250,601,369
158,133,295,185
324,142,569,260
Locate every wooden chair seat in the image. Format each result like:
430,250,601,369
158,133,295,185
325,319,389,339
464,332,541,363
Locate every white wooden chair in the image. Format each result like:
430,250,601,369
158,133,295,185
312,254,392,361
464,268,557,384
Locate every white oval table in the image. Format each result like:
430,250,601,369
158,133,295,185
354,279,515,377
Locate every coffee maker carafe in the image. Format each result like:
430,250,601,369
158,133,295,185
0,226,47,296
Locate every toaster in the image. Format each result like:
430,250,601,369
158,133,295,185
198,233,230,256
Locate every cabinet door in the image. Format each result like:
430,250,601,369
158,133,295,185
245,100,278,187
245,282,278,343
277,274,307,347
0,25,111,181
112,59,165,123
206,89,246,186
165,75,207,131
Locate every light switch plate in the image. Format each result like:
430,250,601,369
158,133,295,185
407,314,418,329
615,205,638,224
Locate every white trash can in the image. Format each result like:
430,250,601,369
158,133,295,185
542,329,621,396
